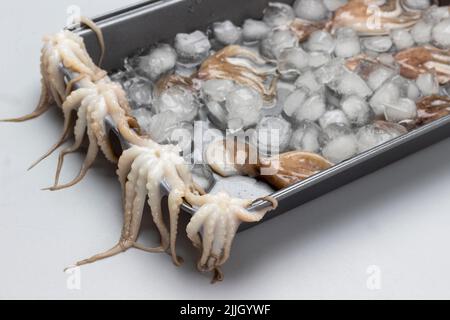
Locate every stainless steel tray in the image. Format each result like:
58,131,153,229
75,0,450,229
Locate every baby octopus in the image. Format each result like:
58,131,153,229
1,22,142,190
185,192,278,283
68,143,277,283
69,143,192,268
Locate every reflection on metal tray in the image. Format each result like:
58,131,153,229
75,0,450,230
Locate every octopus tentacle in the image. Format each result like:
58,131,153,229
46,126,99,191
28,116,73,171
52,100,89,187
198,211,219,270
219,220,238,266
79,16,106,67
117,147,147,192
146,171,170,250
67,244,126,270
168,189,184,266
28,88,94,170
186,205,215,248
0,81,51,123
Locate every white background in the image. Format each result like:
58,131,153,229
1,0,450,299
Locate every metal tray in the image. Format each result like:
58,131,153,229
75,0,450,228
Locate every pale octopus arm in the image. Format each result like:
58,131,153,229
69,144,193,269
185,192,278,283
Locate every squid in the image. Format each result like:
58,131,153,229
331,0,422,35
197,45,278,102
394,45,450,84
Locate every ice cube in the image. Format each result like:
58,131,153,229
278,47,310,80
391,75,421,100
416,72,439,96
322,122,352,140
275,81,296,110
174,31,211,66
321,124,357,163
306,30,336,54
403,0,431,11
295,70,322,93
383,98,417,122
336,70,373,98
205,100,227,130
123,76,153,109
341,95,373,126
369,81,400,117
154,86,199,122
323,0,348,11
423,5,450,24
325,87,341,108
202,79,236,129
260,29,299,60
294,93,326,122
242,19,271,43
362,36,393,53
283,88,309,117
377,53,396,67
432,18,450,48
110,70,129,86
131,108,154,133
314,58,345,89
137,44,177,80
203,79,236,102
367,66,395,91
147,111,180,143
225,86,263,129
213,20,242,45
391,29,415,50
251,116,293,155
334,27,361,58
289,121,323,153
356,122,405,153
263,2,295,28
293,0,329,21
319,109,350,129
411,20,433,44
308,51,331,68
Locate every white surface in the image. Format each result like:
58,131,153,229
1,0,450,300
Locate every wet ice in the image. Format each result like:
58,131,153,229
293,0,329,21
334,27,361,58
137,44,177,80
289,121,323,153
242,19,271,43
260,29,298,59
155,86,199,122
341,95,373,126
263,2,295,28
213,20,242,45
251,116,293,155
174,31,211,66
